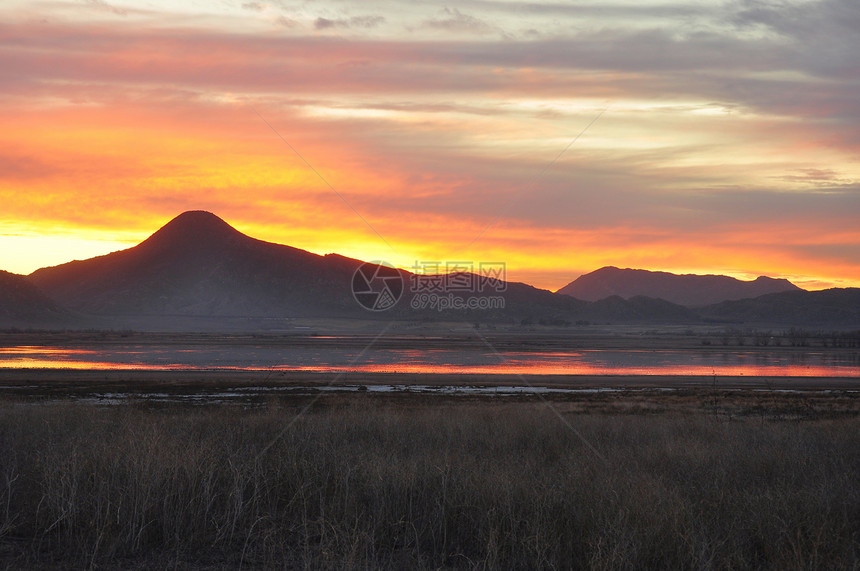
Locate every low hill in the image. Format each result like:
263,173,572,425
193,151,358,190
558,266,801,307
699,288,860,327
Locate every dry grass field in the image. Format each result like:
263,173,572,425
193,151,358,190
0,391,858,569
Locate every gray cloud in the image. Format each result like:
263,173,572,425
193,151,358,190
84,0,127,16
314,15,385,30
775,169,857,188
424,7,493,34
730,0,860,78
314,17,336,30
276,15,298,27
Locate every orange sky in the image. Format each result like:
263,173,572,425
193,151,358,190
1,1,859,292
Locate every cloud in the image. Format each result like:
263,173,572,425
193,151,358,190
0,153,61,181
1,16,856,160
276,15,298,28
350,15,385,28
84,0,127,16
729,0,860,77
314,15,385,30
775,168,857,188
314,17,336,30
424,7,493,34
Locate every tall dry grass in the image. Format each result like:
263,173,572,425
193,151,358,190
0,399,857,569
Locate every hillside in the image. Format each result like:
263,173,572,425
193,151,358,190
26,212,701,328
0,270,71,327
29,211,364,319
558,266,801,307
699,288,860,327
24,212,853,329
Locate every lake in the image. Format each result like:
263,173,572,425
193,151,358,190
1,342,858,377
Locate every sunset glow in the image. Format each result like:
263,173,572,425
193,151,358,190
1,0,858,290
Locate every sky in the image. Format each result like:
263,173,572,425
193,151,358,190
1,0,859,291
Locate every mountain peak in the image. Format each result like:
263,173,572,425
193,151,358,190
160,210,236,234
140,211,244,251
753,275,788,283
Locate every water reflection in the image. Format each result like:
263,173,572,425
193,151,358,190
0,345,857,377
0,346,97,355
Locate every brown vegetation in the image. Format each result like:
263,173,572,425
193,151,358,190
0,396,857,569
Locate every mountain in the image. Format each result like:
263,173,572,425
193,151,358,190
29,211,365,320
0,270,71,327
557,266,801,307
26,211,700,329
699,288,860,327
30,211,846,329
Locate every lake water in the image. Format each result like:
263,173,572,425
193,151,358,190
1,344,858,377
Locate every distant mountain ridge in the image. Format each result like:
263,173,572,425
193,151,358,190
24,212,700,328
1,212,854,330
699,288,860,326
557,266,801,307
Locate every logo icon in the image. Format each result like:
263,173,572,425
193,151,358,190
351,261,404,311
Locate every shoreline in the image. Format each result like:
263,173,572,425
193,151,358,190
1,368,858,390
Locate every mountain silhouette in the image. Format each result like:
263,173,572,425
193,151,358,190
26,211,701,328
22,211,854,330
699,288,860,326
0,270,70,326
29,211,364,319
557,266,801,307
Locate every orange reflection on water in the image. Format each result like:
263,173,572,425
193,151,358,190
0,360,855,376
1,358,154,370
334,362,858,377
0,346,857,377
0,359,210,370
0,346,97,355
